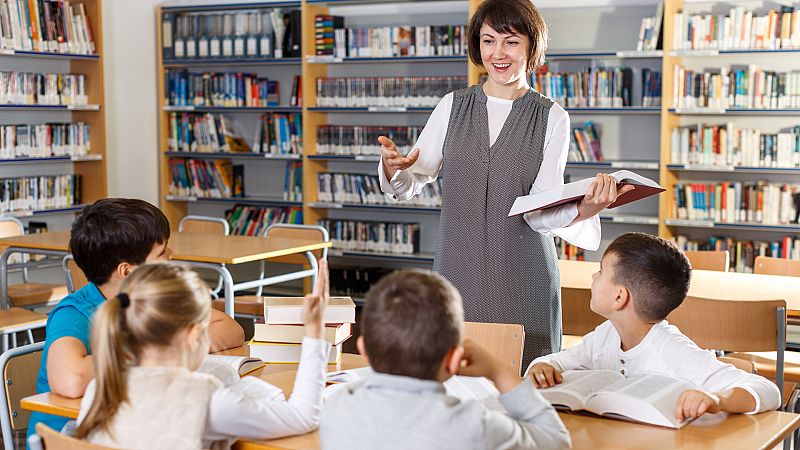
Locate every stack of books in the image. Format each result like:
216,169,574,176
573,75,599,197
248,297,356,365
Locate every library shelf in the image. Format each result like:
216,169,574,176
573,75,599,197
163,57,301,67
667,164,800,174
164,151,301,161
306,55,467,64
328,248,436,263
599,215,659,225
565,160,660,170
669,108,800,115
307,201,441,213
307,106,436,113
166,195,302,208
306,0,461,4
671,48,800,57
0,104,101,111
546,50,663,59
163,105,301,113
665,219,800,233
0,204,87,219
0,49,99,60
564,107,661,115
161,2,301,12
307,155,380,162
0,155,102,165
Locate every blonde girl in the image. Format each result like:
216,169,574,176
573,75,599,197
75,261,330,449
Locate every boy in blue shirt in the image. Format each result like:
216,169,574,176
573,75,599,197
27,198,244,439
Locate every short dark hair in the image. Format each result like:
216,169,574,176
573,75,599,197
363,269,463,380
604,233,692,322
70,198,171,286
467,0,548,72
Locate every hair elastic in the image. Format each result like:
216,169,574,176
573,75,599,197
118,292,131,309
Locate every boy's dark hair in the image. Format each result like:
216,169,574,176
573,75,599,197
69,198,171,286
467,0,548,72
605,232,692,322
363,269,463,380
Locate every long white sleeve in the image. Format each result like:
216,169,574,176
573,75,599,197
204,337,331,440
523,106,601,251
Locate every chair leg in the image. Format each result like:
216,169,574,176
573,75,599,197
10,333,16,349
26,329,34,345
1,334,7,353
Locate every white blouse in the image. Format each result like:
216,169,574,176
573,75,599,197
378,91,601,251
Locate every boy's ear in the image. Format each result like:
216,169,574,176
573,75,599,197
118,261,135,279
612,285,631,311
444,345,464,376
356,336,369,364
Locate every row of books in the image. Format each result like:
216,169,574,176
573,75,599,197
532,66,661,108
250,297,355,364
224,205,302,237
329,265,390,300
318,219,420,255
316,125,421,156
165,70,282,108
283,161,301,202
672,65,800,110
673,181,800,225
167,112,302,155
0,72,86,105
163,9,301,60
0,0,95,54
315,76,467,108
0,174,80,213
675,235,800,273
317,173,442,207
168,158,242,199
555,237,585,261
0,122,90,159
670,124,800,168
635,3,664,51
673,6,800,51
315,16,467,58
253,113,302,155
568,121,604,162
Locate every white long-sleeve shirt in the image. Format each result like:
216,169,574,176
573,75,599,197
77,337,330,449
526,320,781,414
378,91,601,250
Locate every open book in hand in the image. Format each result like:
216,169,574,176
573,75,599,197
508,170,665,216
540,370,696,428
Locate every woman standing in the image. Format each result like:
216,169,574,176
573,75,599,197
378,0,629,366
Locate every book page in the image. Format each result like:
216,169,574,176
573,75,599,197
611,170,661,188
545,370,625,401
199,356,243,386
443,375,505,413
326,366,373,384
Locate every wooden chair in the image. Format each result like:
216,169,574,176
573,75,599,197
463,322,524,374
0,342,43,450
62,255,89,294
684,250,730,272
178,215,230,235
0,219,67,309
666,296,790,404
30,423,113,450
560,287,604,350
212,224,329,318
754,256,800,278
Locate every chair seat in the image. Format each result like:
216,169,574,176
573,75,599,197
212,296,265,317
0,308,47,333
561,334,583,350
726,351,800,382
8,283,68,308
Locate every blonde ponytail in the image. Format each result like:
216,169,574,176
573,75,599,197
74,263,210,439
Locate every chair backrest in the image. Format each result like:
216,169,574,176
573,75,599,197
35,423,114,450
0,218,23,239
463,322,524,373
0,341,44,450
718,356,756,374
684,250,730,272
63,255,89,294
754,256,800,277
561,287,605,336
264,224,329,264
178,215,230,235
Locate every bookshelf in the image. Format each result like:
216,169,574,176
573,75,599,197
0,0,107,232
156,0,800,279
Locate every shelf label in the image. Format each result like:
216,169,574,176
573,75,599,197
0,49,14,55
368,106,407,112
309,202,342,209
70,155,102,161
667,219,714,228
67,104,100,110
354,155,380,161
615,50,663,58
307,56,342,63
611,161,659,169
164,105,195,111
671,50,719,57
684,164,735,172
673,108,726,114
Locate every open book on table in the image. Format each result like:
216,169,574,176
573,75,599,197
200,355,265,385
540,370,696,429
508,170,665,216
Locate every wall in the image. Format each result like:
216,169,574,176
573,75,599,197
102,0,163,203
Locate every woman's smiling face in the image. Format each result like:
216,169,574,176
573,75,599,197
479,22,530,87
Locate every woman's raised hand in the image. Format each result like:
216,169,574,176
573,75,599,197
379,135,420,180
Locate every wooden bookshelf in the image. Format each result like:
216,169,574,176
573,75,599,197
0,0,107,229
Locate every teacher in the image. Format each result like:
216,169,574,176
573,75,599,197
378,0,630,366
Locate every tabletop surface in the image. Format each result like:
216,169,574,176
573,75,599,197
0,230,332,265
22,348,800,450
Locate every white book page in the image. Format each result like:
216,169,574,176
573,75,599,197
610,170,662,188
443,375,505,413
327,366,373,384
199,356,245,386
539,370,625,410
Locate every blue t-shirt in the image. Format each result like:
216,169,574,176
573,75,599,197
26,283,105,441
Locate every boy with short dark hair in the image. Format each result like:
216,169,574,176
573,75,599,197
27,198,244,438
528,232,780,421
320,269,571,450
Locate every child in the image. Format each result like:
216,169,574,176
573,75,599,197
28,198,244,440
74,261,331,449
320,269,571,450
527,232,781,421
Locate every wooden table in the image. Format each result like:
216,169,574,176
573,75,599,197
0,230,332,316
559,259,800,311
22,348,800,450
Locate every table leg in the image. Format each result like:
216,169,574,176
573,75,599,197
304,251,318,289
0,247,13,310
182,262,235,318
